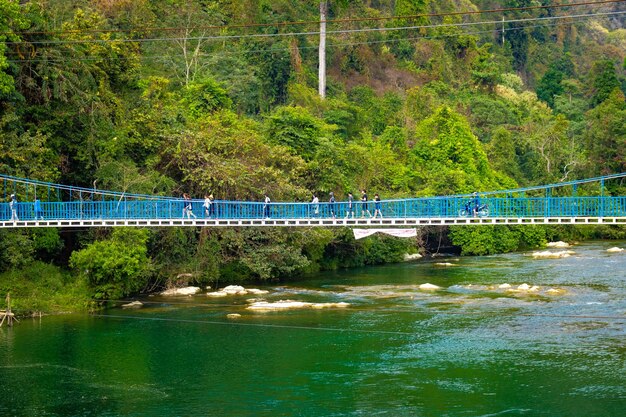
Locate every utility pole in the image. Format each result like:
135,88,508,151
319,1,327,99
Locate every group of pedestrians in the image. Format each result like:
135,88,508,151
4,194,44,222
182,193,217,219
180,190,384,220
309,189,383,219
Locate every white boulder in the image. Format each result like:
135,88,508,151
247,300,311,310
222,285,247,295
207,291,228,297
226,313,241,319
547,241,570,248
498,283,512,289
403,253,423,261
246,300,350,310
121,301,143,308
606,247,624,253
311,302,350,309
247,288,270,295
532,250,573,259
419,283,441,290
161,286,200,296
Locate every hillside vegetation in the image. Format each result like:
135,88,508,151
1,0,625,311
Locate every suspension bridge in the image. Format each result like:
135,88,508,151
1,173,625,229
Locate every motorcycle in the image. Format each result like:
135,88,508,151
459,200,489,217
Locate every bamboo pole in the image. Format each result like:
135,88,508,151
0,293,17,327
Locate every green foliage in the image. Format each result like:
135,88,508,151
536,57,575,108
466,95,516,142
449,225,546,256
244,38,292,110
69,228,153,299
31,228,64,261
470,44,502,91
412,106,514,194
265,106,324,160
537,68,564,108
347,87,403,135
219,228,311,281
0,261,91,314
0,0,29,96
588,60,621,107
207,54,262,114
0,112,59,179
183,78,233,118
0,229,35,272
583,90,626,176
321,228,416,269
164,109,308,199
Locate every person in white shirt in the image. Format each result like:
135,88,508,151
311,194,319,217
9,194,18,221
263,194,271,218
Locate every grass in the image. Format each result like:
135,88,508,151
0,261,93,315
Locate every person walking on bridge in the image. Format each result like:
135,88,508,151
263,194,271,218
472,192,480,218
311,194,319,218
203,194,214,218
329,192,336,219
344,192,354,219
183,193,196,219
360,189,372,218
9,194,18,221
372,193,383,219
34,197,44,220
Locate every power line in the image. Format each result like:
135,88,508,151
5,17,602,64
6,0,624,37
7,10,624,46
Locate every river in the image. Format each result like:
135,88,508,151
1,240,625,416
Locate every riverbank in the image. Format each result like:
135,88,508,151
0,261,93,316
2,233,625,316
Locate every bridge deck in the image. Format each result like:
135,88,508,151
1,216,625,228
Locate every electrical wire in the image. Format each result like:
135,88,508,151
7,10,624,46
5,0,624,37
6,18,585,64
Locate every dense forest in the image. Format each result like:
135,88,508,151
1,0,625,312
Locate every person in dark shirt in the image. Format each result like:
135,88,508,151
472,192,480,217
34,197,44,220
345,192,354,219
329,192,336,219
361,189,372,218
372,193,383,219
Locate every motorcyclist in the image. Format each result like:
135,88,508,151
472,192,480,217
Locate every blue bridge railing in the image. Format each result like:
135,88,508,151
2,172,625,223
2,196,625,222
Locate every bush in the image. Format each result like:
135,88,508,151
0,261,91,314
70,228,153,300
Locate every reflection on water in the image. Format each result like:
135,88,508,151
1,241,625,416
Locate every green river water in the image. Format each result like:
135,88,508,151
1,240,625,416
